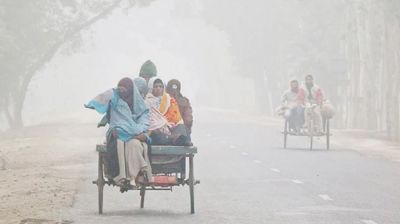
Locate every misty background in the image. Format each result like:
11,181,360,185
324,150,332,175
1,0,400,140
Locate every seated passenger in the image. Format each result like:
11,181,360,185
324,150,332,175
298,74,324,134
281,79,304,134
145,77,191,146
85,77,153,186
133,77,149,98
166,79,193,138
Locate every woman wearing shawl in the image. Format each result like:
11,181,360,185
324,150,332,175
145,77,191,146
85,77,153,186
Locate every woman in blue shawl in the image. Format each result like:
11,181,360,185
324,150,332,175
86,77,153,186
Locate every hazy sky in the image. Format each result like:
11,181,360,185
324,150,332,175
21,0,250,127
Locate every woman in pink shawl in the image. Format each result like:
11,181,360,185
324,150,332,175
145,77,191,146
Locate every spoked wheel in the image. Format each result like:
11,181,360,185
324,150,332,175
326,119,330,150
140,187,146,208
309,119,314,150
283,119,289,149
96,153,105,214
189,154,195,214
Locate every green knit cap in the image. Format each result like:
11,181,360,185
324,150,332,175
139,60,157,78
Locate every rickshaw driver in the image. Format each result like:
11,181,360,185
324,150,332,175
299,74,325,134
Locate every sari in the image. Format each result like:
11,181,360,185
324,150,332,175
85,78,152,185
145,78,183,130
145,78,190,146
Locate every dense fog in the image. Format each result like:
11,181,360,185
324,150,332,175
1,0,400,135
3,1,400,223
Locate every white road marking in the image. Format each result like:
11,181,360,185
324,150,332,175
361,220,378,224
229,145,237,149
253,160,262,164
291,179,303,184
241,152,248,156
271,168,281,173
318,194,333,201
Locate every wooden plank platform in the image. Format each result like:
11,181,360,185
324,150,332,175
96,144,197,155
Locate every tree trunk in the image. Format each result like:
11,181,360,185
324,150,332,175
4,102,14,127
5,0,123,129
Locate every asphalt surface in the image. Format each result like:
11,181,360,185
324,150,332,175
64,113,400,224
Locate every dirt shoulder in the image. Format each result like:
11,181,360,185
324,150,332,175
329,129,400,163
0,122,103,224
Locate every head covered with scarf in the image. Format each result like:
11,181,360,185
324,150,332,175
133,77,148,99
166,79,182,99
147,77,166,98
85,77,150,142
146,77,183,127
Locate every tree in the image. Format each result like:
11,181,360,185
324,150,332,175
342,0,400,139
200,0,346,114
200,0,400,140
0,0,155,129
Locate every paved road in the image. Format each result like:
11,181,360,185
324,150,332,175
64,112,400,224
